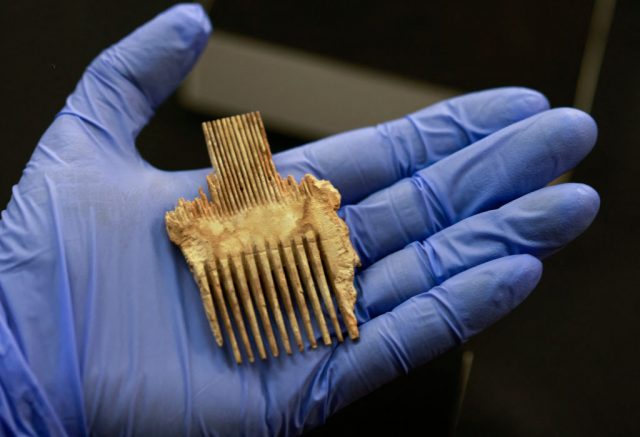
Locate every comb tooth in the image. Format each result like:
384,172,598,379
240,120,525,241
203,122,232,213
211,176,230,217
317,241,360,341
206,261,242,363
304,231,344,342
243,250,279,357
206,174,223,215
218,258,255,363
193,264,224,346
207,122,242,214
228,116,265,205
222,117,257,207
199,187,207,201
230,255,267,360
202,122,220,172
245,113,281,202
287,176,300,199
302,178,313,196
247,112,284,200
292,236,331,345
197,199,206,217
255,242,292,355
280,241,317,348
267,239,304,351
236,117,272,203
209,121,245,212
205,176,223,216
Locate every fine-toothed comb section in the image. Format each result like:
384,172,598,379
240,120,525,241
165,112,361,364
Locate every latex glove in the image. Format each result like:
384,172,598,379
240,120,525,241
0,4,599,436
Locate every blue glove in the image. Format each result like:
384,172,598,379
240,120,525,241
0,4,599,435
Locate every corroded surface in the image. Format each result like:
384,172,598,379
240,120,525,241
166,112,360,363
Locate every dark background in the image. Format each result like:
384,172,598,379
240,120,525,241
1,0,638,435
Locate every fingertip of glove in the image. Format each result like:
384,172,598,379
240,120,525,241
537,182,600,212
489,254,541,290
162,3,213,43
440,255,542,338
508,184,600,249
494,255,543,310
482,86,550,114
452,87,550,128
511,254,543,290
573,183,600,212
515,88,550,115
498,86,549,107
544,107,598,150
566,183,600,229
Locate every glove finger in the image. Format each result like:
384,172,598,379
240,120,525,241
273,87,549,205
53,4,211,155
355,183,598,321
323,255,542,417
343,107,597,266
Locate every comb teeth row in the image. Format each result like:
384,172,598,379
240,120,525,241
204,112,288,213
201,233,343,363
166,112,361,364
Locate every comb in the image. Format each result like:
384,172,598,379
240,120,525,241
165,112,361,363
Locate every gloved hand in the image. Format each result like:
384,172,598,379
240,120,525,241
0,4,599,436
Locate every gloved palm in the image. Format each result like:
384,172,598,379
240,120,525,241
0,5,599,436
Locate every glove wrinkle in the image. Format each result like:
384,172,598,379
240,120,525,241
425,288,467,344
43,175,87,435
0,316,67,436
411,173,451,234
0,12,597,431
415,239,443,286
378,312,413,375
298,347,339,435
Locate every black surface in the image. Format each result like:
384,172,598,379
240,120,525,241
213,0,593,106
458,1,640,435
0,0,594,207
3,1,639,435
0,1,175,207
308,348,464,436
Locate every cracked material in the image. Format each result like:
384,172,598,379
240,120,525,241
165,112,360,363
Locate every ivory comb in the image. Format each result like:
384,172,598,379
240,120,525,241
165,112,361,363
